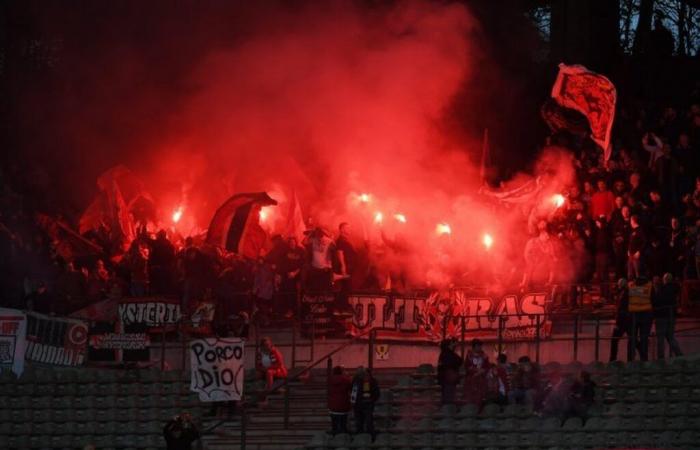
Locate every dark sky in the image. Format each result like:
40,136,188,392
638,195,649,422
0,0,550,218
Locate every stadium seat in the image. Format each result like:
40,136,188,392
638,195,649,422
562,416,582,429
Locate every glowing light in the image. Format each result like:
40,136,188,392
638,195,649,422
374,211,383,224
483,233,493,250
436,223,451,235
359,193,371,203
552,194,565,208
259,206,273,222
394,213,407,223
172,207,183,223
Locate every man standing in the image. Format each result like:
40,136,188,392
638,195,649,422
629,277,653,361
628,215,646,280
327,366,352,435
590,179,615,220
335,223,357,314
609,278,631,362
351,367,380,438
652,273,683,359
305,227,336,292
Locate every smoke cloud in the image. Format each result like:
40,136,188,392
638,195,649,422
5,1,577,287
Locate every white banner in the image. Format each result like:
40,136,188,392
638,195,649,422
0,308,27,376
189,337,245,402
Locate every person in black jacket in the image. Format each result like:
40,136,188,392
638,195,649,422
609,278,631,361
652,273,683,359
163,413,200,450
593,216,613,301
437,338,462,404
351,367,380,437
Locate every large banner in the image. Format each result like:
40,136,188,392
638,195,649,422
118,297,181,328
551,63,617,160
0,308,27,376
348,290,550,342
25,312,88,366
190,337,245,402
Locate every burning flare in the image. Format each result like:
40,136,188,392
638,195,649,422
359,193,371,203
436,222,451,235
394,213,407,223
172,207,183,223
552,193,565,208
259,206,272,222
374,211,384,224
483,233,493,250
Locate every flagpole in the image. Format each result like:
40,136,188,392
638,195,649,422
479,128,489,185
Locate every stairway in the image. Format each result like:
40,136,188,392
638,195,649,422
201,368,407,450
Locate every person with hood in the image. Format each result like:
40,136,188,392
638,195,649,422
351,367,380,437
327,366,352,435
437,338,462,404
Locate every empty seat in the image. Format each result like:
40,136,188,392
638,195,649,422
562,417,582,429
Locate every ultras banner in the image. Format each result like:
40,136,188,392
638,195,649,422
347,290,551,341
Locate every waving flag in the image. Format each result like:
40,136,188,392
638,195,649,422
551,64,617,160
206,192,277,258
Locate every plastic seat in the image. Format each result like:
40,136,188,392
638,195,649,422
73,396,94,409
54,368,77,384
117,407,141,422
8,435,30,448
562,417,583,430
10,422,32,436
55,383,77,396
16,383,34,396
480,403,500,417
94,409,117,422
28,434,51,449
32,422,53,435
48,434,73,448
34,383,54,396
583,416,605,430
9,396,29,409
77,369,97,384
93,396,117,409
31,409,51,422
10,408,31,423
51,396,72,409
116,396,139,409
437,417,456,431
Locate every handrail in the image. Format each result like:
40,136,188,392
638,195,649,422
204,326,376,439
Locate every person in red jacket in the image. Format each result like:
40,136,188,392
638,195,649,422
256,337,287,390
464,339,491,410
590,179,616,220
327,366,352,435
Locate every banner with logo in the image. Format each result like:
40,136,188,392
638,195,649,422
348,290,550,342
25,312,88,366
190,337,245,402
118,297,181,328
89,333,150,350
0,308,28,376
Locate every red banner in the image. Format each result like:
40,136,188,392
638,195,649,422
551,64,617,161
348,290,551,342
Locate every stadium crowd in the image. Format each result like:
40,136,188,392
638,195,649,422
0,82,700,327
